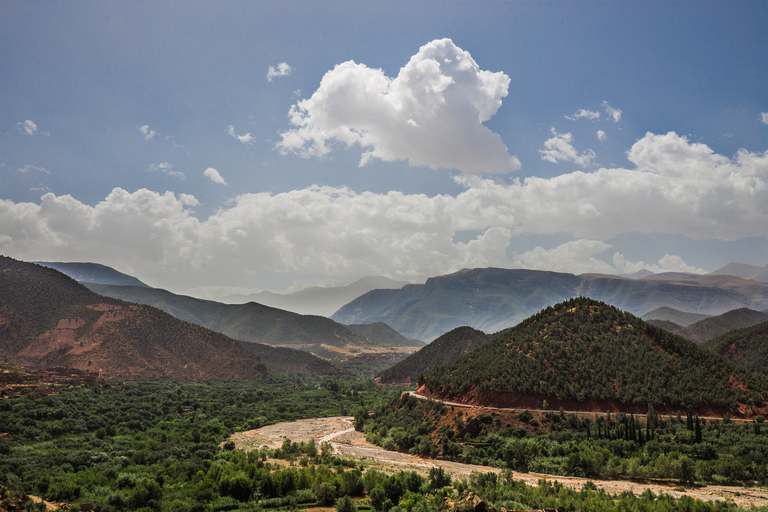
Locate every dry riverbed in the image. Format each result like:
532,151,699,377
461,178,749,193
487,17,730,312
229,416,768,509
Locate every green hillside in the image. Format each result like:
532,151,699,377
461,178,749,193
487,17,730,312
375,326,489,385
701,320,768,375
423,297,768,413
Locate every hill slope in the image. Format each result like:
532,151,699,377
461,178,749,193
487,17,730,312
674,308,768,344
0,256,266,379
421,297,767,416
701,321,768,375
332,268,768,341
345,322,422,347
36,261,149,287
83,282,418,371
84,283,367,347
375,326,489,386
641,307,712,327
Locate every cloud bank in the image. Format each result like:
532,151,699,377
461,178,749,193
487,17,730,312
277,38,520,174
1,132,766,287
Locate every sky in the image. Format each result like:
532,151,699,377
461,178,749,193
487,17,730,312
1,1,767,299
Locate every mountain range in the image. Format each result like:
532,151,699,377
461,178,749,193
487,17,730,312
0,256,343,378
332,268,768,341
82,283,422,368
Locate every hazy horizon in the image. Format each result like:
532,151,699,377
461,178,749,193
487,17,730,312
1,1,767,297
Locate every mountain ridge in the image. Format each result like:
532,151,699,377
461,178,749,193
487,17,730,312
333,267,768,341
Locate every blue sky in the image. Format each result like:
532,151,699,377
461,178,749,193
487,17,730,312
1,1,767,298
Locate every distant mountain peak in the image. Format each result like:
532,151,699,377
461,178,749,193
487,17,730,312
35,261,149,288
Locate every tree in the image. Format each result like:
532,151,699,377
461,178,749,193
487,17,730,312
336,495,357,512
429,467,451,490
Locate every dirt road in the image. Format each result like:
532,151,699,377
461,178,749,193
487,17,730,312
230,417,768,509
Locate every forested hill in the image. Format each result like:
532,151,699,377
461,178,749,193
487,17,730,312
375,326,489,385
701,321,768,376
422,297,768,417
0,256,269,379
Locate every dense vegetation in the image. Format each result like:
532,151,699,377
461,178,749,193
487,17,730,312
0,256,113,337
1,376,756,512
702,321,768,375
0,375,392,511
424,298,768,411
364,393,768,487
375,327,489,385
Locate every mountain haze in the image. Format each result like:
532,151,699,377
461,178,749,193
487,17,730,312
84,283,365,347
333,267,768,341
709,263,768,283
642,307,712,327
218,276,408,316
36,261,149,287
672,308,768,344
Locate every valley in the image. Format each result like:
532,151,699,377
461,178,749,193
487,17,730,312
230,416,768,508
4,258,768,511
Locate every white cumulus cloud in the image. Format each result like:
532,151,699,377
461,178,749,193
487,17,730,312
204,167,227,185
277,38,520,174
762,112,768,125
267,62,293,82
0,131,765,289
226,125,254,145
603,101,622,123
597,130,607,142
540,128,595,167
